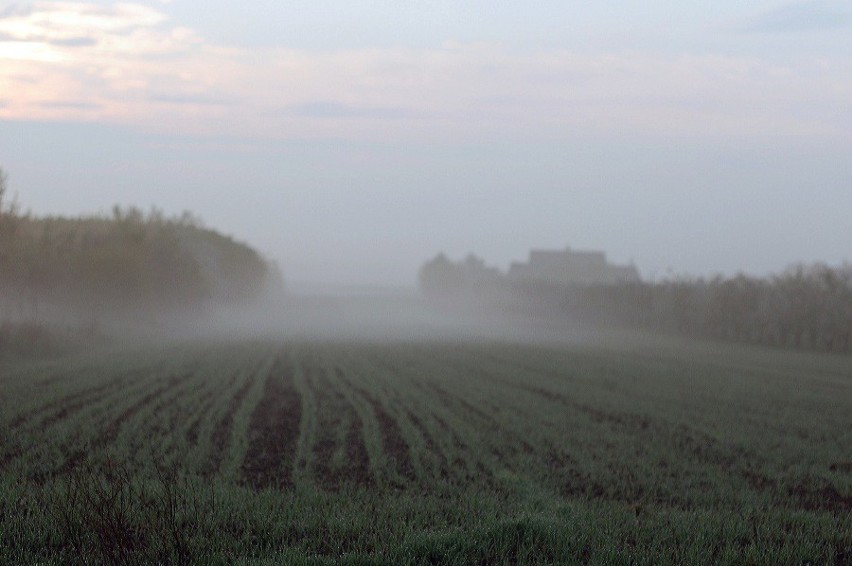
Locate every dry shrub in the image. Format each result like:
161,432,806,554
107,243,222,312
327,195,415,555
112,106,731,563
44,456,217,565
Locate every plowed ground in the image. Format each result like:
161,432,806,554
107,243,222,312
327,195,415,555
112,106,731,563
0,338,849,563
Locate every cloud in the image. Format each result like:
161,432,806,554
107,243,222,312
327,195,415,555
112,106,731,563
0,2,850,141
0,2,197,56
744,1,852,33
47,36,99,47
38,100,100,110
146,92,239,107
0,6,33,19
0,32,98,47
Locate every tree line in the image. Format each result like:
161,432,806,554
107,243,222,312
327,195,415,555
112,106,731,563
419,253,852,354
0,168,275,326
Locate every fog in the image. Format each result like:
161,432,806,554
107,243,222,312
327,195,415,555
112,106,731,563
1,2,851,354
3,125,851,288
187,291,580,347
3,6,851,564
1,2,851,289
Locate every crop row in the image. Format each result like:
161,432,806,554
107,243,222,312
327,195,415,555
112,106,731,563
0,338,850,563
1,340,850,517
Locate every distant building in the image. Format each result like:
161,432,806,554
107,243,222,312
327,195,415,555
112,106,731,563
508,247,640,286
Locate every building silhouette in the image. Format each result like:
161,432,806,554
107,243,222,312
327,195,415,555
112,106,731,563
508,247,640,286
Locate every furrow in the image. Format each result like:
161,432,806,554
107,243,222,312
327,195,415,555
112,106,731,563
240,354,302,490
334,367,416,483
204,372,257,476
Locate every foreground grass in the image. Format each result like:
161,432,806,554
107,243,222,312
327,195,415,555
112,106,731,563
2,472,847,564
0,336,849,564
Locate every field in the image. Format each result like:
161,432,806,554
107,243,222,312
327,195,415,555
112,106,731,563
1,334,850,564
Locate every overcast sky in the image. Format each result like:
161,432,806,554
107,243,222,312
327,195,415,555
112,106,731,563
1,1,851,286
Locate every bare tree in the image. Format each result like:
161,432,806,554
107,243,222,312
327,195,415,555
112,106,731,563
0,167,6,212
0,167,19,224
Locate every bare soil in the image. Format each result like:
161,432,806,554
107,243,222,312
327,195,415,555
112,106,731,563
240,355,302,490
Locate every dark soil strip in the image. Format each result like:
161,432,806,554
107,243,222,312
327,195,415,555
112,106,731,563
392,353,536,459
97,372,187,447
304,367,373,490
367,397,416,481
512,381,852,514
738,471,852,514
126,374,205,457
9,372,132,430
432,410,494,483
240,355,302,490
312,413,373,490
205,373,257,476
0,444,22,470
41,373,188,481
186,373,237,446
545,449,604,499
312,431,338,489
421,352,547,427
343,411,373,487
423,381,533,460
444,364,552,454
407,380,492,480
335,367,415,482
787,484,852,514
306,367,340,489
407,410,450,480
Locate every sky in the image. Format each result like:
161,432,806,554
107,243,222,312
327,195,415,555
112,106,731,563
1,1,851,286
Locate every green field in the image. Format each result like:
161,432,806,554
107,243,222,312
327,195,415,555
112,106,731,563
1,335,850,564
